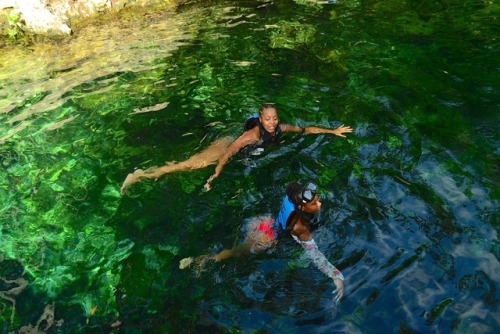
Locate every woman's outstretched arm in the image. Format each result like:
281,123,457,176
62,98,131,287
282,124,353,138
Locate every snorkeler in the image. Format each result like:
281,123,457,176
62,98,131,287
120,103,353,194
179,181,345,301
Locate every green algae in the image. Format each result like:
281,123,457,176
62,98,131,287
269,21,317,50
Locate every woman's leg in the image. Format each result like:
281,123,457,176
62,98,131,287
120,136,232,194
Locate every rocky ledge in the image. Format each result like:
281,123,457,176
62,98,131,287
0,0,169,37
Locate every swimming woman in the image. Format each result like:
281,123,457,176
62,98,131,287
179,181,345,301
120,104,353,194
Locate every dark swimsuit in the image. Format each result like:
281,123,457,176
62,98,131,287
241,116,283,156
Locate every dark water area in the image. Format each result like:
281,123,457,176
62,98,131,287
0,0,498,333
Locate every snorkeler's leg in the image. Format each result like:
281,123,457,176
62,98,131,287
179,242,255,274
179,246,247,266
120,136,232,194
179,254,213,270
213,249,234,262
213,245,249,262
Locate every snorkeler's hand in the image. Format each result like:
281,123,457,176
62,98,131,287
204,174,217,191
333,124,353,138
333,278,344,302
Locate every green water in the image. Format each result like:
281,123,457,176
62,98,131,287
0,0,498,333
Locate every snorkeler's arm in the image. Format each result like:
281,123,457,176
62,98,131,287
300,239,344,281
204,129,259,190
282,124,353,138
293,236,345,299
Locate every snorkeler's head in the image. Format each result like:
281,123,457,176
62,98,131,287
285,182,322,231
286,182,318,206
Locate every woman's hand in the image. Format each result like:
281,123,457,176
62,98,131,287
333,277,344,302
332,124,353,138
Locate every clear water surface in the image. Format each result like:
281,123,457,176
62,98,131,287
0,0,498,333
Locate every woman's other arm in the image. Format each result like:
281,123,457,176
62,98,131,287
204,128,260,191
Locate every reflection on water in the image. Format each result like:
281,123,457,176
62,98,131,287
0,0,499,333
0,8,192,143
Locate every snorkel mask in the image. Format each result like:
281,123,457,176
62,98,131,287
301,182,318,204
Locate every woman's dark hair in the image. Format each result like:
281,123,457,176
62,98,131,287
259,103,277,115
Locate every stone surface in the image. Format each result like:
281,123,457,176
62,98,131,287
1,0,163,36
0,0,15,10
16,0,72,35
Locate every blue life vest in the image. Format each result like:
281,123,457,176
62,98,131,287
275,195,296,230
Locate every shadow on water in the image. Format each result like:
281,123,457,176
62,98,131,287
0,0,499,333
